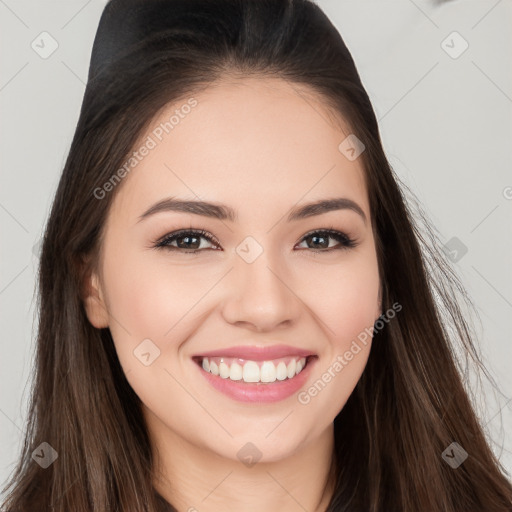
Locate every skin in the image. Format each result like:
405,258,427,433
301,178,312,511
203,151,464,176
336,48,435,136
83,76,382,512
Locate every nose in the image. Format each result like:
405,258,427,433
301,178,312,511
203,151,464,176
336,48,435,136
221,248,302,332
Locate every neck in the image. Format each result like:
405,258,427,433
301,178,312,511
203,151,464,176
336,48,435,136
146,407,336,512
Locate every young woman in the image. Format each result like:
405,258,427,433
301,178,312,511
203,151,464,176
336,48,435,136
2,0,511,511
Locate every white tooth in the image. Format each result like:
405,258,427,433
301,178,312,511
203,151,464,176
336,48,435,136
243,361,260,383
276,362,288,381
219,361,230,379
210,361,219,376
202,357,306,382
229,362,243,381
287,359,296,378
260,361,277,383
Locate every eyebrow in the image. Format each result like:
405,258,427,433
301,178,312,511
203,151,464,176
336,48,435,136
137,197,367,224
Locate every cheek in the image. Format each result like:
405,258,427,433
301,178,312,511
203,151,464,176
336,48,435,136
300,251,380,347
330,269,379,348
101,253,213,421
100,245,208,369
296,264,378,419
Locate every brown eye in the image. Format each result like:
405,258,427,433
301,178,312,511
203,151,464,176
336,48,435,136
154,229,220,253
153,228,357,254
297,230,357,251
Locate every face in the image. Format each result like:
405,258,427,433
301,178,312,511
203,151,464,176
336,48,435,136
84,76,381,465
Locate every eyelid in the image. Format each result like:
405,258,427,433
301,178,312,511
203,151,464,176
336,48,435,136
297,226,358,250
152,225,358,252
152,228,221,248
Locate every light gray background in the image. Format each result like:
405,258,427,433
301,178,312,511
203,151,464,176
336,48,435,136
1,0,511,494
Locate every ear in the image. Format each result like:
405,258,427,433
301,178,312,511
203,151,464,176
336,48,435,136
82,263,109,329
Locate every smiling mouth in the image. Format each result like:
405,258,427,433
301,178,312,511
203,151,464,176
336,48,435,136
192,355,317,384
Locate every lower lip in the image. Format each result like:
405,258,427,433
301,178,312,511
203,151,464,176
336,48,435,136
194,356,318,403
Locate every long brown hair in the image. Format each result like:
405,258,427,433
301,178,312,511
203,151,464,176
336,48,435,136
2,0,511,510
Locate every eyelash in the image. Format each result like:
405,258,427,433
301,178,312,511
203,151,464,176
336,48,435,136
152,226,358,254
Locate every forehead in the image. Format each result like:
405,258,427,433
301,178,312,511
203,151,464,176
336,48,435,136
108,76,369,225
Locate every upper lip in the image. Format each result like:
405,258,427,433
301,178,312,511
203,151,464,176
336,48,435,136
193,344,316,361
